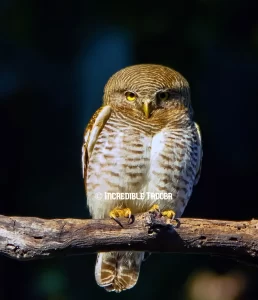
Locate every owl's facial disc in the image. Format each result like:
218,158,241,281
142,99,153,118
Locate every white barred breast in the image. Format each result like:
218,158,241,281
86,111,201,219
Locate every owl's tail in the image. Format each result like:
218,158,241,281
95,251,144,292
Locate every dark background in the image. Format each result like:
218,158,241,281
1,0,258,299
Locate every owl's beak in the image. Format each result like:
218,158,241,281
142,100,153,118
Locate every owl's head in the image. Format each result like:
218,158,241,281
103,64,192,123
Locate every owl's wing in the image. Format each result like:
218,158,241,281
194,122,203,185
82,106,112,192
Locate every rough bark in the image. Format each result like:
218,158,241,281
0,214,258,265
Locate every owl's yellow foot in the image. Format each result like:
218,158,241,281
149,204,160,213
109,207,133,227
149,205,176,219
149,204,179,228
161,210,176,219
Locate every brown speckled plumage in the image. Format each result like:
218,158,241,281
82,64,202,292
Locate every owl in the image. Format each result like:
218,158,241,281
82,64,202,292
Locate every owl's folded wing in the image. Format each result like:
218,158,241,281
194,122,203,185
82,105,112,192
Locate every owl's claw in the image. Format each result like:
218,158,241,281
149,204,179,227
148,204,161,217
149,204,176,219
109,207,133,227
148,205,180,229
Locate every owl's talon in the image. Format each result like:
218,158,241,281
173,218,181,228
109,207,133,227
149,204,161,218
112,217,123,228
128,214,135,224
149,205,176,221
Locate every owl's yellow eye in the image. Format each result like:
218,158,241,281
125,92,137,101
157,92,170,101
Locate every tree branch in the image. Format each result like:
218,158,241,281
1,214,258,265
